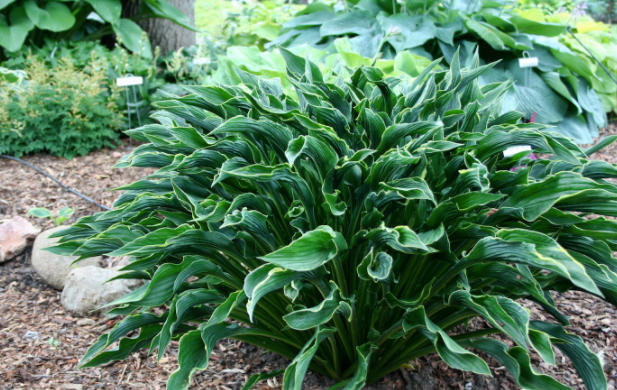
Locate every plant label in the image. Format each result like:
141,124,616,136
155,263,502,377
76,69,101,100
193,57,211,65
518,57,539,68
116,76,144,87
503,145,532,158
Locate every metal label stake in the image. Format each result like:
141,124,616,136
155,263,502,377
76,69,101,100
116,74,144,150
519,51,539,87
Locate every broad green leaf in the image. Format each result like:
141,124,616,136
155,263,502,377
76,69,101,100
0,7,34,52
259,226,347,271
463,339,571,390
28,207,52,218
85,0,121,23
283,283,346,330
531,321,607,390
449,291,531,349
403,306,491,375
112,18,153,59
24,0,74,32
283,326,336,390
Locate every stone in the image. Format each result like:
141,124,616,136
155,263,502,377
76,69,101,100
23,330,39,341
0,216,40,262
61,266,142,316
31,226,101,290
76,318,95,327
110,255,132,268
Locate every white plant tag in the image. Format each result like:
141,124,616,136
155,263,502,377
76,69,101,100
503,145,532,158
193,57,211,65
518,57,539,68
116,76,144,87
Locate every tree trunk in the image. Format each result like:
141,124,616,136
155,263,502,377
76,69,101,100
122,0,195,54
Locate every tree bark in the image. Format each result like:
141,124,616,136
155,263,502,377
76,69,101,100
122,0,196,54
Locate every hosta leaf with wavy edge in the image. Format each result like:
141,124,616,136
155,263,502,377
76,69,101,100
259,226,347,271
403,307,492,375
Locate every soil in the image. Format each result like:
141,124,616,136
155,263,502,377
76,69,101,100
1,132,617,390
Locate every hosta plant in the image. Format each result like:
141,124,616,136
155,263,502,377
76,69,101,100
52,49,617,390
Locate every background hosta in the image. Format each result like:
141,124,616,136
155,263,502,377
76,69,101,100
272,0,614,143
53,50,617,390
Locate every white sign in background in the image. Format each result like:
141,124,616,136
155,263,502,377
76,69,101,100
116,76,144,87
503,145,532,158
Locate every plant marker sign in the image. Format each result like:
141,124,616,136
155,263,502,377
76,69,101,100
116,76,144,87
116,75,144,149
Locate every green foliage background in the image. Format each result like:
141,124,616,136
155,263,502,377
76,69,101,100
0,54,123,158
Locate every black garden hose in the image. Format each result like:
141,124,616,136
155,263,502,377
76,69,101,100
1,155,112,211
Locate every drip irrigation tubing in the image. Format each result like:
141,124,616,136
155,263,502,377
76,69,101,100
1,155,112,211
567,25,617,86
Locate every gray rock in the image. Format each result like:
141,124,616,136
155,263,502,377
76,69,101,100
61,266,142,316
109,255,132,268
23,330,39,341
31,226,101,290
0,216,40,263
76,318,95,326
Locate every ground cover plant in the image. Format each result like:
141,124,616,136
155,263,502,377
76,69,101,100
0,54,123,158
52,50,617,390
273,0,613,143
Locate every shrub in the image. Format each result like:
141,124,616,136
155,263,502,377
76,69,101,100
53,49,617,390
0,55,123,159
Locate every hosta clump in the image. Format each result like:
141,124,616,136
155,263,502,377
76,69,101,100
53,48,617,390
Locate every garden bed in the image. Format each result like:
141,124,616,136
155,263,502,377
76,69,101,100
1,133,617,390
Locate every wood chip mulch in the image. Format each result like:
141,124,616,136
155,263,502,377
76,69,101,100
1,131,617,389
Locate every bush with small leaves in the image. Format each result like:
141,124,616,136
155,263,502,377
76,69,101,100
52,48,617,390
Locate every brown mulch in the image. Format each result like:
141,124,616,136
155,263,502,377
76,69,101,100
1,131,617,389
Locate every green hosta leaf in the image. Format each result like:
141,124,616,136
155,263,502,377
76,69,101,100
245,263,303,320
81,313,165,366
463,339,571,390
259,226,347,271
84,325,162,367
24,0,74,32
85,0,121,23
502,171,617,221
112,18,152,58
529,329,555,366
0,0,16,10
449,291,531,350
357,250,393,282
0,7,34,52
463,17,505,51
364,224,430,254
142,0,196,31
341,343,378,390
28,207,52,218
283,326,336,390
283,283,348,330
320,10,375,37
466,230,601,296
242,370,285,390
167,330,208,390
157,288,223,360
509,15,565,36
403,306,491,375
531,321,607,390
